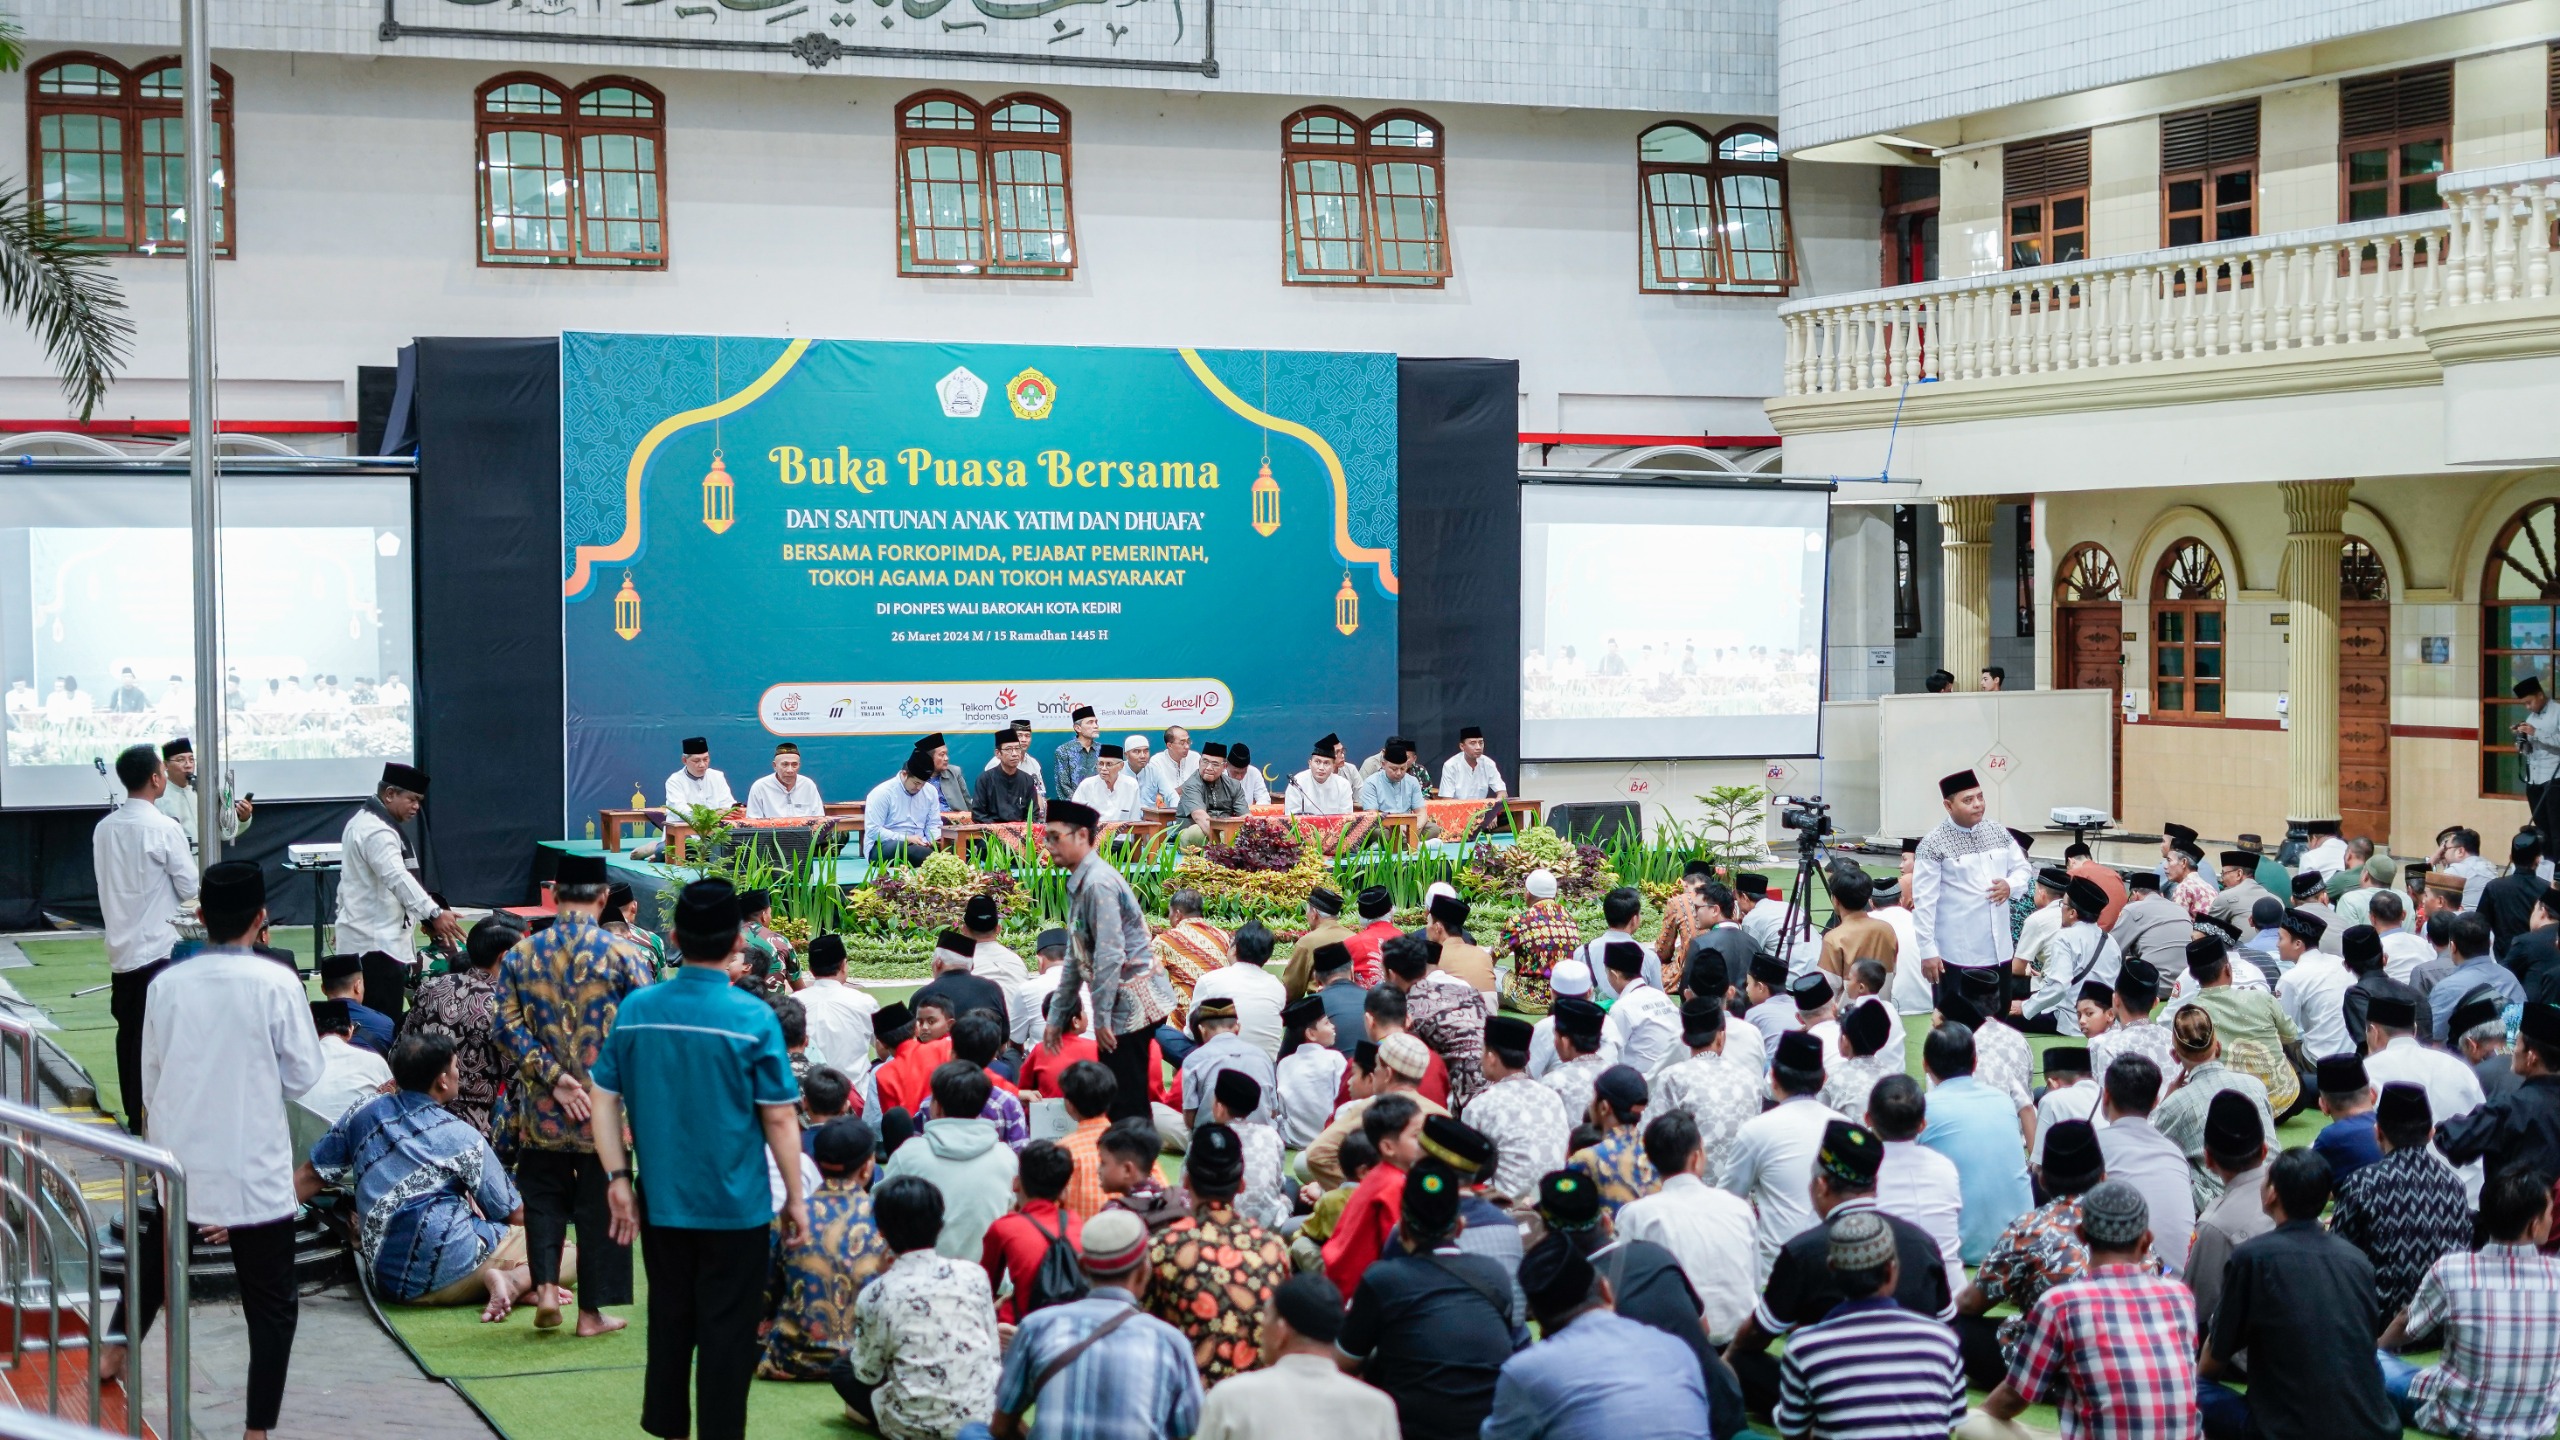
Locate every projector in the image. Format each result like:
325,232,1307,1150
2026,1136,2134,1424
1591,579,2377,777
2049,807,2112,829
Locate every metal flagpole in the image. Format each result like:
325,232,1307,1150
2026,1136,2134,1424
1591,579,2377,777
182,0,222,870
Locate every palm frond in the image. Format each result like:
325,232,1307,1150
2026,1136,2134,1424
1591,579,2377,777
0,181,131,420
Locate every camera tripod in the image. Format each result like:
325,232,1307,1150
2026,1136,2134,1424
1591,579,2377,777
1772,823,1839,965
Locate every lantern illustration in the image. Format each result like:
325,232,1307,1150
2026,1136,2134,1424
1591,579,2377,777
702,452,735,534
613,571,642,641
1251,456,1280,536
1334,572,1359,636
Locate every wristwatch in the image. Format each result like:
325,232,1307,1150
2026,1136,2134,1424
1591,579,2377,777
608,1167,633,1181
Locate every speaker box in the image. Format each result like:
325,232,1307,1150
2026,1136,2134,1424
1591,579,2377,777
1544,801,1641,846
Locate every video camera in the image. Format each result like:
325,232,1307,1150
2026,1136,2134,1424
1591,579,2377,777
1777,794,1832,838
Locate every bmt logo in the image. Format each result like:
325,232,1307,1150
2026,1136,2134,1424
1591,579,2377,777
995,687,1018,709
1036,693,1082,716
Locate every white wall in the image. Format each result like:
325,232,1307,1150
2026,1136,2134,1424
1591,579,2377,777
0,49,1880,429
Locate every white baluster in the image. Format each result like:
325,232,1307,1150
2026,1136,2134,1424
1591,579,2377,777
1922,297,1941,382
2317,241,2341,345
2493,185,2519,302
2530,182,2554,300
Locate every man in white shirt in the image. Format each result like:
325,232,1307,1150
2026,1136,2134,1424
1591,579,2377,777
795,935,878,1083
662,735,735,813
1283,736,1356,817
2295,818,2349,882
1912,768,2034,1004
745,741,824,819
1615,1109,1758,1343
95,743,200,1133
1715,1030,1847,1279
1189,921,1288,1060
300,999,394,1134
1069,742,1144,824
1437,725,1507,801
1597,942,1681,1076
2369,890,2434,983
152,736,251,855
102,860,324,1439
1576,889,1658,999
1871,865,1933,1015
2279,917,2361,1060
2032,1045,2107,1162
1134,727,1194,811
1227,742,1272,808
2513,676,2560,838
2023,876,2123,1030
339,763,463,977
1864,1072,1966,1281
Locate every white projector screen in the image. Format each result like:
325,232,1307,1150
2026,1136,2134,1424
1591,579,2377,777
1520,482,1829,760
0,471,415,808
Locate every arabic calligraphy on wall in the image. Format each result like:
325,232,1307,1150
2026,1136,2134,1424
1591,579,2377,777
383,0,1217,76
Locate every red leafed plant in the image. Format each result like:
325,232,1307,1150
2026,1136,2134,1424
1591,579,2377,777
1205,819,1303,872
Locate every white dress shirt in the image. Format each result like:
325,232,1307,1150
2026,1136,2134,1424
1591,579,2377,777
1615,1172,1759,1343
144,946,326,1226
1283,769,1356,816
1715,1092,1847,1280
154,780,245,853
745,772,825,819
1577,930,1661,998
339,806,438,963
1875,1138,1967,1281
1438,753,1508,800
2363,1034,2485,1135
2296,836,2349,880
1273,1045,1349,1149
1599,978,1682,1076
1188,961,1287,1059
297,1034,392,1131
663,765,736,812
2035,1080,2107,1162
1231,764,1272,807
1071,772,1145,824
1912,820,2035,970
94,798,198,973
2276,951,2356,1060
2379,927,2435,985
798,977,880,1082
1874,903,1932,1012
862,776,944,848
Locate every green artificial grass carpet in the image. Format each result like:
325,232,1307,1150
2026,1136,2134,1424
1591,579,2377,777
454,1367,867,1440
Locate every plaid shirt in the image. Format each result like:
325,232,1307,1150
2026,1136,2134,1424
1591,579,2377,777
2009,1264,2199,1440
996,1287,1203,1440
2404,1243,2560,1440
2329,1144,2474,1316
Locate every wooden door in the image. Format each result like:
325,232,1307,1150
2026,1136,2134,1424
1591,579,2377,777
2339,601,2391,846
2060,603,2126,817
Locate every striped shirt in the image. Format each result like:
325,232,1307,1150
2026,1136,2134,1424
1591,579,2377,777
1774,1296,1966,1440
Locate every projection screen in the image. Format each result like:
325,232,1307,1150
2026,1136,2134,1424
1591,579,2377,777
1520,481,1829,760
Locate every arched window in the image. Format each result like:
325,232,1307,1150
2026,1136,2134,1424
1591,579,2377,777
896,91,1075,279
28,52,232,256
476,74,665,268
2483,499,2560,795
2057,543,2123,602
2342,538,2388,601
1638,122,1796,294
1280,107,1448,286
2152,539,2226,720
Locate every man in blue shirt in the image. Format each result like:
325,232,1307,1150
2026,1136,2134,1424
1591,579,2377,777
591,878,805,1440
319,953,396,1055
1357,742,1430,832
1481,1232,1711,1440
1915,1022,2034,1264
863,751,945,863
2429,913,2525,1043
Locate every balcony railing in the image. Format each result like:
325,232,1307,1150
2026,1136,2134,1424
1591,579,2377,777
1778,155,2560,396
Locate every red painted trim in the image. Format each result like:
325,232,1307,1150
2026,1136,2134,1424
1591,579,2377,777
1519,432,1782,449
2391,724,2481,741
0,419,358,434
2129,715,2282,731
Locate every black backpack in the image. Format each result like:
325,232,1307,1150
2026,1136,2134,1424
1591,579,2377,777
1018,1209,1091,1316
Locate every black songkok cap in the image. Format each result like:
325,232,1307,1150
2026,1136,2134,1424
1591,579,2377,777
2316,1051,2370,1093
2204,1089,2264,1159
1518,1231,1596,1315
1815,1119,1883,1187
1939,768,1980,798
682,735,711,755
381,761,428,794
1538,1167,1601,1229
556,852,610,887
318,952,363,983
201,858,265,918
2376,1081,2431,1131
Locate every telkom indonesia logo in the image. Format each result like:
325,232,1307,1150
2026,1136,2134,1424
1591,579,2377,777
995,687,1019,709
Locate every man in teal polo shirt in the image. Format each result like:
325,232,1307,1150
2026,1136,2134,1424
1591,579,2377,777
592,878,807,1440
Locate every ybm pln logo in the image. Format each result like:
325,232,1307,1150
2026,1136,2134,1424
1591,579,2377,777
898,695,944,719
1006,369,1055,421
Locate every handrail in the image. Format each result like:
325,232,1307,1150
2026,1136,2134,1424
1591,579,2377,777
0,1014,43,1111
0,1104,187,1440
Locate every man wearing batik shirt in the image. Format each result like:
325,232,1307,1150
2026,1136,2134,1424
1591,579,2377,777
1466,1016,1568,1200
399,915,520,1139
1385,934,1490,1110
2330,1082,2474,1317
1051,703,1102,801
1819,1000,1903,1118
2165,841,2218,919
1500,869,1581,1012
1651,995,1764,1162
1146,1123,1289,1384
1965,1180,2197,1440
760,1119,890,1379
493,850,654,1336
1913,769,2036,1016
1954,1119,2147,1391
1538,998,1609,1125
1151,888,1230,1027
1566,1065,1661,1216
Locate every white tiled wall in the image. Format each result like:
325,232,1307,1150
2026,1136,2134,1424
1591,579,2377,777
1779,0,2515,152
19,0,1776,115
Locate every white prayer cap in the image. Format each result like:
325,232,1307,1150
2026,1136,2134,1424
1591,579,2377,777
1550,958,1593,996
1425,881,1460,906
1525,869,1559,899
1124,734,1151,751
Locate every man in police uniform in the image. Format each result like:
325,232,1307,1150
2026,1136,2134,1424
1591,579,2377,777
153,737,251,855
339,762,463,1028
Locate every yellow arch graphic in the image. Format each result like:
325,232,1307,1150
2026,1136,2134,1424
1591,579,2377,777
564,338,815,600
1178,348,1399,595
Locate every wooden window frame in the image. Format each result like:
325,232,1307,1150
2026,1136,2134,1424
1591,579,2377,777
475,72,667,270
1879,166,1939,287
2056,543,2124,604
2548,44,2559,157
2003,132,2089,271
2160,100,2259,249
1281,105,1449,288
2150,539,2227,722
2481,499,2560,798
1637,121,1797,295
2339,65,2451,224
28,51,234,257
895,89,1077,281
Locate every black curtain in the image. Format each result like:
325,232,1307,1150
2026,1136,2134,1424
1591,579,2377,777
1396,358,1521,770
412,338,563,908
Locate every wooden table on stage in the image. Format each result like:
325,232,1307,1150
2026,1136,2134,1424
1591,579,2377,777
598,808,657,852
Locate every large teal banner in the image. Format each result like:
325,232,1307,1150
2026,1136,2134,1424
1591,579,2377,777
560,332,1399,830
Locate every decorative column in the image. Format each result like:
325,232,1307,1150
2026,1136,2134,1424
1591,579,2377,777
2281,479,2353,828
1940,496,1997,689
